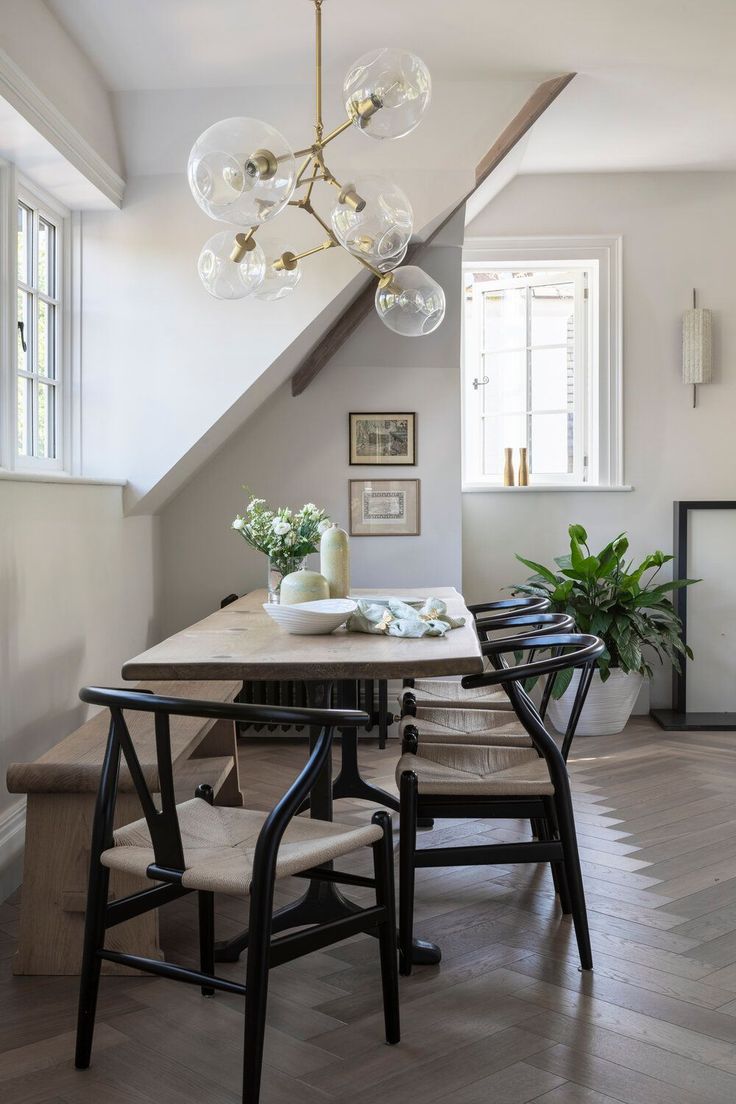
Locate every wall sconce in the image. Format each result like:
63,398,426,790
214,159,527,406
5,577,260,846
682,289,712,407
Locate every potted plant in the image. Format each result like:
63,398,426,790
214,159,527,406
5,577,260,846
513,524,697,736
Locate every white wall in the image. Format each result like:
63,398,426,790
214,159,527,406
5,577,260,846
464,171,736,707
157,212,464,636
0,0,122,177
0,479,157,895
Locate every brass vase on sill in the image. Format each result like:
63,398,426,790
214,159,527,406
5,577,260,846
503,448,515,486
518,447,529,486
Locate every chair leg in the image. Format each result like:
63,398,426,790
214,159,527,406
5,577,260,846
75,861,110,1069
554,787,593,970
372,812,400,1045
542,800,572,915
199,891,216,996
242,875,274,1103
399,770,418,977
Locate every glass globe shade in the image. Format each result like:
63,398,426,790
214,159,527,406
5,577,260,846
331,175,413,268
188,117,296,226
376,242,408,273
374,265,445,336
197,231,266,300
344,48,431,140
254,242,302,301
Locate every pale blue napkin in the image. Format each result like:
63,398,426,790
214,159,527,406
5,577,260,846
346,596,465,637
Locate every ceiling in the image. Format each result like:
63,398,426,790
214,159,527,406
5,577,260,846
45,0,736,173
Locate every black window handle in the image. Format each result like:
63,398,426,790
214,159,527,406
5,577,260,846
18,320,27,353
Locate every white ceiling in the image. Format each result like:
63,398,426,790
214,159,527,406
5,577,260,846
45,0,736,172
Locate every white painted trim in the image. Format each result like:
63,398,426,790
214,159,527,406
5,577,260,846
0,47,124,209
0,799,26,903
0,159,14,471
462,483,634,493
0,470,125,487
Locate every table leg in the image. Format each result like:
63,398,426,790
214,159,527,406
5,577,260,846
214,678,440,966
333,680,400,812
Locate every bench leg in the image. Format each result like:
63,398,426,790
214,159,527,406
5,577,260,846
13,792,161,976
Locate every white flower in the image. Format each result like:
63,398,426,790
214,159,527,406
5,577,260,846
247,498,265,512
272,519,292,536
318,518,332,534
303,502,317,513
232,517,245,531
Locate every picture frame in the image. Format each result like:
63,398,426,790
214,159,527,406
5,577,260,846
349,411,416,466
349,479,421,537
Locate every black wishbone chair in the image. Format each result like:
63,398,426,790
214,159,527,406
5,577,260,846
396,632,604,977
74,688,399,1104
399,596,552,712
400,611,575,746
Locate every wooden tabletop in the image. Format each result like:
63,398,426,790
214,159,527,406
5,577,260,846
123,587,483,682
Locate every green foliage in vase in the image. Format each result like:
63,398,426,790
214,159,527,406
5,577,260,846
232,496,330,573
513,523,698,699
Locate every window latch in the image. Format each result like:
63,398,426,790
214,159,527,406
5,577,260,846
17,320,27,353
472,376,489,390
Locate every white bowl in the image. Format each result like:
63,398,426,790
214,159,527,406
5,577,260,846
263,598,357,635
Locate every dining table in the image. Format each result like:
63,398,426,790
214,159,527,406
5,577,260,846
123,585,484,965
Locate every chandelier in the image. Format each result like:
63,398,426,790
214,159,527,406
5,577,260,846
187,0,445,337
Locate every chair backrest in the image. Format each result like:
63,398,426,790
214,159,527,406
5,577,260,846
462,633,604,765
79,687,369,878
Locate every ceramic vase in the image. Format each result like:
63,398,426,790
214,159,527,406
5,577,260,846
518,447,529,486
320,523,351,598
503,448,515,486
279,566,330,606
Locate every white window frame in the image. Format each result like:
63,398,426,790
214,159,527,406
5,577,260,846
0,160,77,475
462,235,623,492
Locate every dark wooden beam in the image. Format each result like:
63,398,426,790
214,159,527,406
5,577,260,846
291,73,575,396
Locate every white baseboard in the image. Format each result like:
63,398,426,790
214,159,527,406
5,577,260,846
0,799,26,903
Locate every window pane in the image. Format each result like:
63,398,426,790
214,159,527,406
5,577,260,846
17,203,31,284
483,350,526,415
531,347,569,411
483,413,526,475
37,301,55,378
483,287,526,351
17,290,30,374
36,383,56,459
38,218,55,296
531,282,574,346
17,376,30,455
530,412,571,474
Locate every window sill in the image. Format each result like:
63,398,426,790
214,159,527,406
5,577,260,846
0,469,126,488
462,483,634,494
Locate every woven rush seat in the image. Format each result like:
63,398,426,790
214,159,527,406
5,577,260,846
396,742,556,796
399,677,512,712
102,800,383,895
399,711,531,747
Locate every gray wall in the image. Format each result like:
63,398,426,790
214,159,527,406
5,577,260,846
158,212,464,636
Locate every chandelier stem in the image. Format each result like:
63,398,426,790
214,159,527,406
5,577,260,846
314,0,324,143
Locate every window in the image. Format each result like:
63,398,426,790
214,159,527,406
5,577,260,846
16,190,63,466
462,237,623,490
0,162,74,474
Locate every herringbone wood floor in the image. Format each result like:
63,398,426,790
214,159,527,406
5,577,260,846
4,718,736,1103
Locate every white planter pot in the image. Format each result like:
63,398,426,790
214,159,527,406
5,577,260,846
547,668,644,737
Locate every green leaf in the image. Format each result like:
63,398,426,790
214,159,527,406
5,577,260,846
569,523,588,544
514,554,559,585
550,665,575,700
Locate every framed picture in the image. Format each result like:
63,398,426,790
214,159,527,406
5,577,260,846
349,412,416,465
349,479,420,536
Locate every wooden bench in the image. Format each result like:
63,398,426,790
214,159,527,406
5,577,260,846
6,679,242,975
